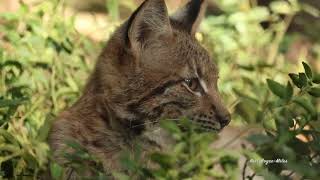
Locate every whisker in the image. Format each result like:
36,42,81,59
161,118,180,121
151,128,161,134
130,120,159,128
130,118,181,129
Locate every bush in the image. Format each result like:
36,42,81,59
243,62,320,179
0,1,99,178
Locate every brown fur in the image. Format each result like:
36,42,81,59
49,0,230,177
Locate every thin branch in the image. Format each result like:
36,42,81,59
267,15,294,65
242,159,249,180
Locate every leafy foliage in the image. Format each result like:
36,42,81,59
114,119,239,180
0,0,99,178
244,62,320,179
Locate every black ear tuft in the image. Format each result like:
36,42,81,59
171,0,207,35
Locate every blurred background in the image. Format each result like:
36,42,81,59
1,0,320,179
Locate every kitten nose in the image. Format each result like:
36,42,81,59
216,113,231,128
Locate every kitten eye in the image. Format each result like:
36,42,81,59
184,78,200,92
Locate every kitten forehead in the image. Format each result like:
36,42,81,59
195,54,218,83
191,42,217,82
174,34,217,82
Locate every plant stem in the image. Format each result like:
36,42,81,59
268,15,294,65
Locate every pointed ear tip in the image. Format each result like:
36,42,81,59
200,0,208,6
142,0,168,11
198,0,208,7
146,0,166,5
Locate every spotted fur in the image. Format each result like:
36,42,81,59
49,0,230,177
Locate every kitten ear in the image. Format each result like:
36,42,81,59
127,0,172,53
171,0,207,35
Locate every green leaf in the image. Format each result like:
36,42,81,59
287,160,318,178
50,163,63,180
0,12,19,21
235,99,259,123
64,140,87,153
106,0,119,20
150,153,173,169
312,74,320,84
267,79,287,99
0,129,19,146
37,115,54,141
285,82,293,100
293,97,316,116
112,172,131,180
308,87,320,97
301,3,320,17
302,62,313,79
288,138,310,155
233,88,259,103
66,75,79,92
299,73,308,87
181,161,198,172
289,73,302,88
119,153,138,172
248,7,270,22
270,1,292,14
260,169,281,180
220,155,238,171
14,159,26,177
247,134,272,146
160,120,181,134
0,98,28,108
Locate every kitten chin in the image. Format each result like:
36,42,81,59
139,126,175,151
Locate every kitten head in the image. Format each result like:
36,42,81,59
94,0,230,134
